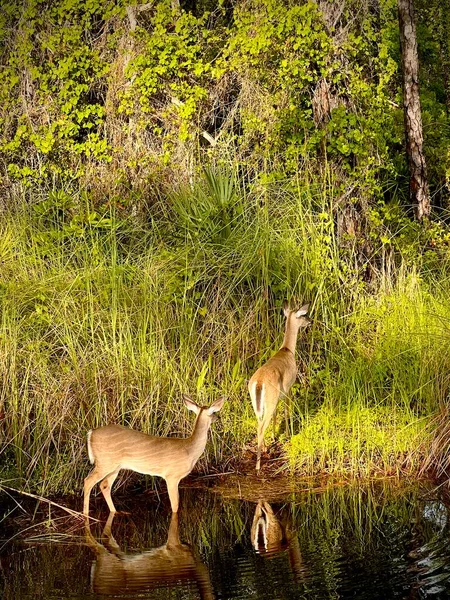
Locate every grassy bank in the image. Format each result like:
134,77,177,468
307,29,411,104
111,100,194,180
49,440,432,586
1,171,450,494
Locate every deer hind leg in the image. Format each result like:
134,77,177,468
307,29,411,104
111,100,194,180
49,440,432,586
256,420,264,471
99,468,120,514
84,467,111,516
256,412,273,471
165,477,181,513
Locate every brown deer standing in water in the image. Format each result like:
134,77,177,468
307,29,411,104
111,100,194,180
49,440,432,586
83,395,225,516
248,302,310,470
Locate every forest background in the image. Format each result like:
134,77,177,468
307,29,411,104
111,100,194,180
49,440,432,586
1,0,450,495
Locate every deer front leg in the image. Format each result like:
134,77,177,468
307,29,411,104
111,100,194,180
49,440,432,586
256,414,273,471
272,402,278,441
284,394,292,437
165,477,181,512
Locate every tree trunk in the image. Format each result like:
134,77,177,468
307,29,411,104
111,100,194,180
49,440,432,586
398,0,431,220
437,2,450,116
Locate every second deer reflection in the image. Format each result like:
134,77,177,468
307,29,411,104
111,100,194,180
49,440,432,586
251,500,304,582
252,500,287,554
85,512,214,599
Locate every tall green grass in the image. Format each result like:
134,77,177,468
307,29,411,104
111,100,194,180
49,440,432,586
1,171,450,494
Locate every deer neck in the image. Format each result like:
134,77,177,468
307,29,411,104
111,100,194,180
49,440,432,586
280,320,299,354
186,412,211,462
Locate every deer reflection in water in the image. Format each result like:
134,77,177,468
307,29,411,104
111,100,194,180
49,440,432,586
85,512,214,599
251,500,305,581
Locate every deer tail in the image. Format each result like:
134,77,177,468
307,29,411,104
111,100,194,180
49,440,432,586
87,430,95,464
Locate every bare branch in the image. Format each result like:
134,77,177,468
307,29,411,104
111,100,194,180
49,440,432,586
171,96,217,146
126,6,137,31
137,3,153,12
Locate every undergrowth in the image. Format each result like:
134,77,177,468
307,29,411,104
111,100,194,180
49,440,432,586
1,169,450,494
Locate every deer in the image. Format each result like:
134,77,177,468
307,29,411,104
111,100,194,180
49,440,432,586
85,512,214,599
248,302,310,470
83,395,225,516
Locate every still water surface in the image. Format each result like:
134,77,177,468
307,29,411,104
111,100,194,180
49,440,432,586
1,479,450,599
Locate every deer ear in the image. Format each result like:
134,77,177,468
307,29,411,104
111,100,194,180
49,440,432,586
283,300,290,317
207,397,225,415
183,395,201,414
295,304,309,318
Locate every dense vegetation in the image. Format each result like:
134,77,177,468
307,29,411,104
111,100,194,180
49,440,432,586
1,0,450,494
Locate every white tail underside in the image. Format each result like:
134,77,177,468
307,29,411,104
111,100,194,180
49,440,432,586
253,518,268,550
251,381,265,418
87,430,94,464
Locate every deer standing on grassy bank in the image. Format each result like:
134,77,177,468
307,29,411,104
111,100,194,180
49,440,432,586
83,395,225,516
248,302,310,471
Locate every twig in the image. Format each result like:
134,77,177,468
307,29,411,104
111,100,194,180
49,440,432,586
138,3,154,12
196,471,235,478
171,96,218,145
0,515,84,551
126,4,156,31
0,483,28,515
0,484,97,521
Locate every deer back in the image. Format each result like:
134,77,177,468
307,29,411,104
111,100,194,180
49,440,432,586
250,348,297,394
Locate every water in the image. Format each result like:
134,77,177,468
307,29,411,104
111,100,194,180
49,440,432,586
2,479,450,599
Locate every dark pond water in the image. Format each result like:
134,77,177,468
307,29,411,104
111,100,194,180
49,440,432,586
1,478,450,599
